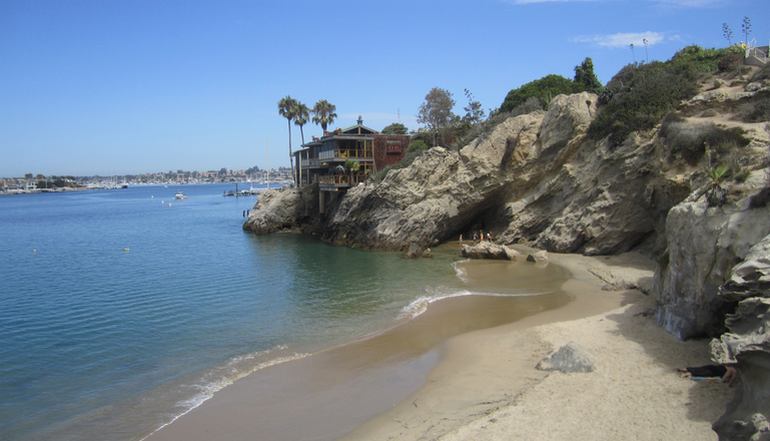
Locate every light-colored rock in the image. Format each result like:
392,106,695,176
461,242,520,260
710,234,770,441
655,179,770,339
537,92,597,155
526,250,548,264
242,185,317,235
746,82,763,92
325,111,545,250
535,342,594,373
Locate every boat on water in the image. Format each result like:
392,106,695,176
174,192,187,200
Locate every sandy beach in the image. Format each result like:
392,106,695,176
344,252,733,441
147,250,733,441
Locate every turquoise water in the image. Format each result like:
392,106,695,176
0,184,470,441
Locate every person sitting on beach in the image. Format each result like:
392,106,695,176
486,232,493,241
678,365,737,385
479,230,484,242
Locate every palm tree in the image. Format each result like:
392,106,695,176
278,96,298,184
293,101,310,146
311,100,337,133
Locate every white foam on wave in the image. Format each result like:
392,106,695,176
398,288,555,320
140,345,309,440
452,259,470,283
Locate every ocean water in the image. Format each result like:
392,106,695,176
0,184,488,441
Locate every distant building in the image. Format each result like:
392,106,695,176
292,116,409,194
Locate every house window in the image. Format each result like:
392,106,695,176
385,141,402,154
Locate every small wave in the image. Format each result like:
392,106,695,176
398,289,555,320
140,346,309,440
452,259,470,283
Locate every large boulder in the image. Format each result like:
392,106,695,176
460,242,521,260
536,342,594,373
710,234,770,441
242,186,317,234
537,92,597,156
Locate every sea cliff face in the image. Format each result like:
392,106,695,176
244,73,770,441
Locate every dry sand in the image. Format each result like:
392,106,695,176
344,252,733,441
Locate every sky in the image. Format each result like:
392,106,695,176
1,0,768,176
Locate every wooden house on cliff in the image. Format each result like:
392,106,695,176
292,116,409,193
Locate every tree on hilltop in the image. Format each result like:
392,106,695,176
381,122,408,134
499,74,576,113
574,57,603,94
312,100,337,132
417,87,456,146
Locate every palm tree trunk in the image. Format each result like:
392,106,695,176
287,119,295,185
299,125,305,145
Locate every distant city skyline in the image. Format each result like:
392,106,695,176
2,0,767,176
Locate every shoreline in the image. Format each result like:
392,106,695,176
345,252,733,441
144,249,733,441
144,251,574,441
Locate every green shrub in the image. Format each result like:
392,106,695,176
746,90,770,122
407,139,430,154
589,61,700,146
752,63,770,81
671,45,738,73
717,51,742,72
662,118,750,165
499,74,577,113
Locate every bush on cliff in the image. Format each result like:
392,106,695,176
670,45,741,73
589,45,744,147
500,58,604,113
662,115,750,165
745,90,770,122
589,61,699,146
499,74,577,113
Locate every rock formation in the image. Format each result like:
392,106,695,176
536,342,594,373
324,109,546,249
242,184,318,234
460,242,521,260
242,68,770,441
655,174,770,339
709,235,770,441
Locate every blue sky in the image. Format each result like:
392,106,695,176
1,0,768,176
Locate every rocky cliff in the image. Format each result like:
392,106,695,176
710,235,770,441
245,70,770,440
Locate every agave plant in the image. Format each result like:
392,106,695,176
707,164,729,207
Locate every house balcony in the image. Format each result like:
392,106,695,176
300,158,321,169
318,173,368,191
318,148,374,162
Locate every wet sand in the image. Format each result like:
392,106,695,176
146,252,580,441
146,250,724,441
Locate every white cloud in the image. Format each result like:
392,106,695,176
571,31,666,48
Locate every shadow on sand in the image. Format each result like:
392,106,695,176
605,291,733,427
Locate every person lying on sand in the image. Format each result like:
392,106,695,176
677,365,737,385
